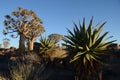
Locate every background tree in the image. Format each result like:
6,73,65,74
0,44,2,48
48,33,64,46
3,38,10,49
3,7,45,51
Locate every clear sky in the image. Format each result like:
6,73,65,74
0,0,120,48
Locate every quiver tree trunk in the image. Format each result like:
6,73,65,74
19,34,25,53
28,39,34,51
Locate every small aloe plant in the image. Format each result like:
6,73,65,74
39,37,55,56
63,17,116,80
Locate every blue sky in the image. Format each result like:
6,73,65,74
0,0,120,48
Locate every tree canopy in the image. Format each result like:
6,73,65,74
3,7,45,51
48,33,64,44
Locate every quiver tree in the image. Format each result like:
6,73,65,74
25,20,45,51
3,38,10,48
0,44,2,48
3,7,45,51
48,33,64,46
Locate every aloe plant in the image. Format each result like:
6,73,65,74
63,17,116,80
39,37,55,56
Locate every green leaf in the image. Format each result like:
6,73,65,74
73,23,80,38
70,51,86,63
86,54,91,61
92,32,109,48
83,18,87,35
67,28,74,37
83,56,87,65
87,17,93,37
85,45,90,51
78,46,83,50
92,22,106,44
98,40,116,49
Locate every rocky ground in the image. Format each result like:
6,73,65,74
0,47,120,80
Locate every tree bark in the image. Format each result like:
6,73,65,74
19,34,25,53
28,39,34,51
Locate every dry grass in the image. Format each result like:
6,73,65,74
50,48,68,61
0,48,69,80
0,76,7,80
0,73,10,80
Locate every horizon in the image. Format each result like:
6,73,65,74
0,0,120,48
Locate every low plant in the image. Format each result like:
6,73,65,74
39,37,55,57
8,51,45,80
